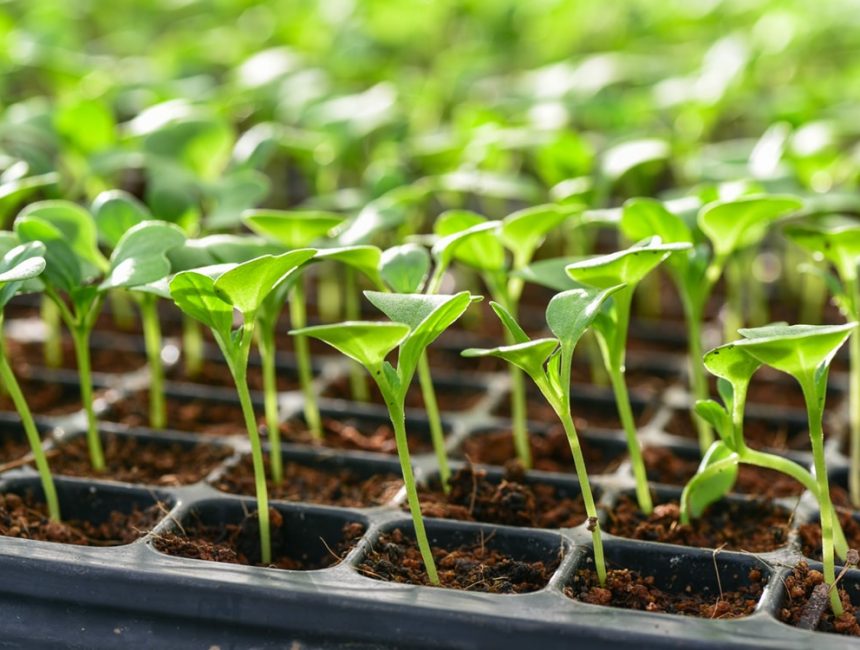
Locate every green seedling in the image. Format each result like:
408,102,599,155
462,285,624,586
734,322,853,615
620,195,803,452
567,238,692,514
14,201,185,471
0,240,59,520
430,206,571,469
292,291,479,586
169,249,316,564
785,222,860,507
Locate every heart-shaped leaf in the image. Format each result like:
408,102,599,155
380,244,430,293
290,321,410,369
92,190,152,249
547,285,626,349
169,270,234,341
243,209,346,248
101,221,186,291
698,195,802,258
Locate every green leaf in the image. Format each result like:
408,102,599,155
0,172,59,224
17,200,108,272
785,223,860,282
214,249,317,316
243,209,346,248
101,221,186,291
620,198,693,245
14,215,82,293
380,244,430,293
0,241,46,309
314,245,382,287
566,239,691,288
206,170,270,230
92,190,152,249
462,338,559,380
687,441,739,518
694,400,734,446
500,204,569,266
55,97,115,154
702,342,762,388
168,234,277,272
489,301,529,344
546,285,626,348
169,270,234,341
601,138,669,181
290,321,410,369
516,257,581,292
698,195,802,258
432,211,504,272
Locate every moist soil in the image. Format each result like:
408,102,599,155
213,455,403,507
106,391,248,435
153,511,364,570
643,446,806,498
167,359,299,392
0,376,84,416
567,565,764,618
322,375,485,412
280,417,433,454
0,491,162,545
414,463,589,529
493,392,654,431
665,410,817,451
606,494,792,552
458,426,625,475
357,527,558,593
7,339,146,375
0,431,42,465
779,561,860,636
799,510,860,561
49,434,232,486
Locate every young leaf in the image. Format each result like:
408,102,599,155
314,246,382,288
92,190,151,249
100,221,186,291
565,239,692,288
546,285,626,347
500,204,569,266
18,201,108,272
687,441,739,517
15,216,83,293
694,400,733,445
0,242,46,309
785,223,860,282
380,244,430,293
620,198,693,245
516,257,581,292
736,323,855,379
432,212,504,272
462,338,559,380
698,195,802,259
702,342,762,387
169,270,234,342
290,321,410,369
243,209,346,248
489,301,530,344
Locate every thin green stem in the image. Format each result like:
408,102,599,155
723,257,744,342
182,315,203,379
417,351,450,491
344,268,369,401
108,290,136,331
258,323,283,484
682,296,713,453
71,325,105,472
140,295,165,430
41,296,62,368
608,366,653,514
290,282,321,439
0,336,59,520
848,310,860,507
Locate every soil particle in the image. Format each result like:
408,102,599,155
799,511,860,561
414,462,589,528
357,528,558,593
0,491,163,545
153,511,364,570
213,455,402,507
0,376,84,416
322,375,484,412
459,426,624,474
606,494,791,552
780,561,860,635
281,417,433,454
665,410,820,451
106,391,247,435
493,393,653,431
7,339,146,374
167,359,298,392
49,434,231,486
566,566,764,618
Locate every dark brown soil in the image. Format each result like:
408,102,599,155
322,375,485,412
493,392,654,431
459,426,625,475
49,434,231,486
414,463,589,528
0,491,163,545
213,455,402,507
567,566,764,618
665,410,818,451
357,528,559,592
780,561,860,635
0,431,39,465
167,359,299,392
280,417,433,454
643,446,806,498
606,494,792,552
7,339,146,374
799,511,860,561
0,376,84,416
106,391,248,435
153,511,365,570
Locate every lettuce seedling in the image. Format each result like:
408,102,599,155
566,238,691,514
14,201,185,471
732,322,854,615
620,195,803,452
292,291,479,586
0,241,60,520
785,222,860,506
462,286,623,585
169,249,316,564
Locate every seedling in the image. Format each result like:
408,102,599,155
566,238,691,514
0,240,59,520
620,195,803,452
784,222,860,506
14,201,185,471
732,322,853,615
292,290,479,586
462,285,624,585
169,249,316,564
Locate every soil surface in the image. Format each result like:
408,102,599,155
780,561,860,635
567,566,764,618
322,375,485,412
0,376,84,416
415,463,589,528
606,494,791,552
153,510,364,570
493,391,654,430
106,391,248,435
665,410,818,451
49,434,231,486
459,426,625,475
213,455,402,507
0,491,163,545
167,359,299,392
7,339,146,374
280,417,433,454
799,511,860,561
357,527,558,592
0,431,41,465
643,446,806,498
